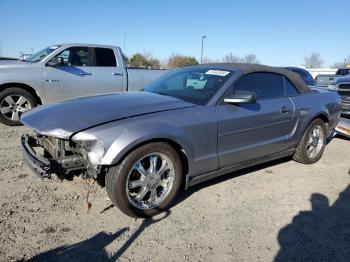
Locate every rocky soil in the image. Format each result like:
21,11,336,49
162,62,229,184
0,125,349,261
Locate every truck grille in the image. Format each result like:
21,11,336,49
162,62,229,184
338,84,350,90
338,90,350,97
338,84,350,97
342,103,350,110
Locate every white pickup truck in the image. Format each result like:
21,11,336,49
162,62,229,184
0,43,170,126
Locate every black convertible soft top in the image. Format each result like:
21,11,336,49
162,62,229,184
203,63,312,94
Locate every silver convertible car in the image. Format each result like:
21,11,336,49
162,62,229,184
20,64,341,217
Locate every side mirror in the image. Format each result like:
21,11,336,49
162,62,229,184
47,57,63,67
224,91,257,104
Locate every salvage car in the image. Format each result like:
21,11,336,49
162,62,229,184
0,43,169,126
336,118,350,139
20,64,341,218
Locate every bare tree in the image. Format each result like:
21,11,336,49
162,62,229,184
330,55,350,69
222,53,243,63
243,54,260,64
202,57,220,64
222,53,260,64
304,52,323,68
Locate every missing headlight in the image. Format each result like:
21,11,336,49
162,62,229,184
71,132,105,165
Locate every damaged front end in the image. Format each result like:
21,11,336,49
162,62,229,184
20,133,101,180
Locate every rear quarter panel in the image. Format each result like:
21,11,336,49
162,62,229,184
289,90,341,146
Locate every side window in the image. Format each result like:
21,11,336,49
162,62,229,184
233,73,284,100
55,47,90,66
284,77,299,97
95,48,117,67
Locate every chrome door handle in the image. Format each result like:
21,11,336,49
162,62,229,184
79,72,92,76
112,72,123,76
280,106,292,114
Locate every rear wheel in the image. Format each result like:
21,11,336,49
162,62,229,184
293,118,327,164
0,88,37,126
105,142,182,218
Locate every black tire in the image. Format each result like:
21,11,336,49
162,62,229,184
105,142,183,218
293,118,327,164
0,87,37,126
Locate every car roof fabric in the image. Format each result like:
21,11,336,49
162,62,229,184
200,63,312,93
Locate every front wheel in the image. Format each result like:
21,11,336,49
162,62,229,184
0,88,37,126
293,118,327,164
105,142,183,218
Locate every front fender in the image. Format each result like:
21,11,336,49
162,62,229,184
74,120,195,167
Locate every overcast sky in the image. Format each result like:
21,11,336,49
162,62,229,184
0,0,349,67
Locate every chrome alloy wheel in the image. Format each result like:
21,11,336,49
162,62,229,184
0,95,31,121
306,125,324,158
126,153,176,209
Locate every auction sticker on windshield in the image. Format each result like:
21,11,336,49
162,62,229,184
205,70,230,76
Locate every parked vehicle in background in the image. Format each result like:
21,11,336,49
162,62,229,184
0,57,18,61
333,74,350,116
285,67,316,86
316,67,350,87
0,57,19,65
20,63,341,218
19,54,32,61
0,44,170,126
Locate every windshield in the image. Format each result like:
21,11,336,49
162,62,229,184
144,67,233,105
26,45,62,62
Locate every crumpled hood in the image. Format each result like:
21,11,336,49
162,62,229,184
21,92,195,139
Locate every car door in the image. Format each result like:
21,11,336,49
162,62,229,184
217,72,295,168
43,46,94,102
90,47,124,94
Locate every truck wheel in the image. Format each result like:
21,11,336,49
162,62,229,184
293,118,327,164
105,142,182,218
0,88,37,126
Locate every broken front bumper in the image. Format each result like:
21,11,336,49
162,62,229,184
20,134,87,179
336,118,350,139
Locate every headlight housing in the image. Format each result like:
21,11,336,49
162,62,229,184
71,132,105,165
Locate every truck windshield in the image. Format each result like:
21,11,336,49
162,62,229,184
144,67,233,105
26,45,62,62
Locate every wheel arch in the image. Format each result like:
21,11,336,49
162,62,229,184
308,112,330,130
0,83,43,105
108,137,190,178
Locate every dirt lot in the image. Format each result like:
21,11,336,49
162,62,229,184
0,125,349,262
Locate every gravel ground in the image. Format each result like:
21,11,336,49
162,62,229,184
0,125,349,262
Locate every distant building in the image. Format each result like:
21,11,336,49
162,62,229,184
305,68,337,78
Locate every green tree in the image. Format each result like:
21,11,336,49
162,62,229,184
128,53,161,69
167,54,199,68
129,53,149,68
